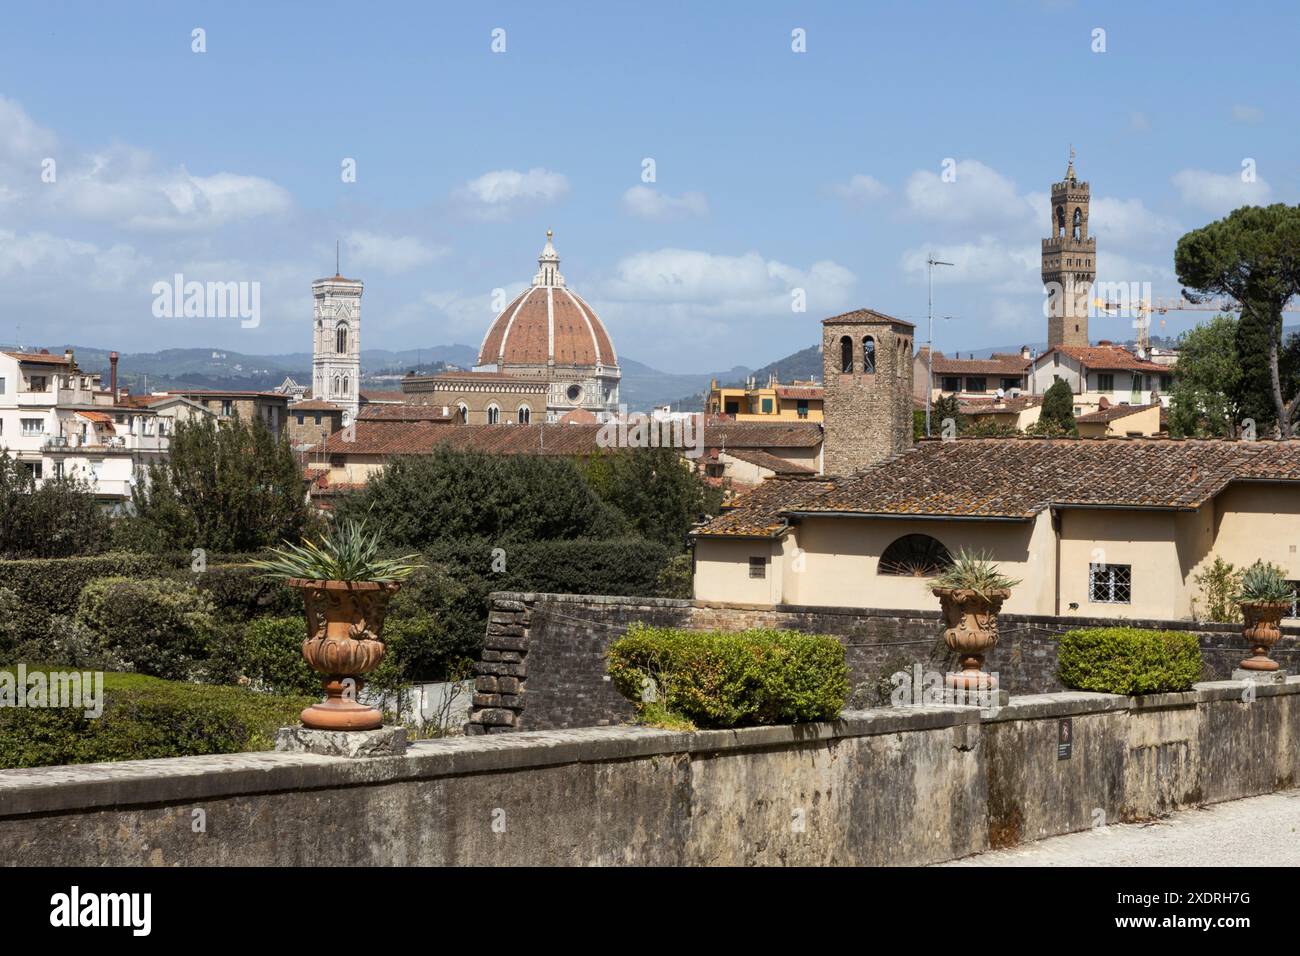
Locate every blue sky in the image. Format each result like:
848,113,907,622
0,0,1296,371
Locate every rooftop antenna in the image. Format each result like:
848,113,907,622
925,254,954,438
335,239,340,276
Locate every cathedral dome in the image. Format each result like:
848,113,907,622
476,232,618,370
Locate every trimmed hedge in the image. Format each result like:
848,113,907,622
1057,627,1202,695
0,552,168,617
607,624,849,729
0,668,313,768
76,577,218,680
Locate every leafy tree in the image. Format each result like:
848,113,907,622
579,448,717,549
0,450,110,559
1033,379,1078,436
1175,204,1300,435
132,414,311,552
1168,315,1242,437
334,447,627,550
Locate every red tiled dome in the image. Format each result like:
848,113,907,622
476,233,618,370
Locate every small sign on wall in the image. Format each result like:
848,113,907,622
1058,717,1072,760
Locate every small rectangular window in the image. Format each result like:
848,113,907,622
748,557,767,579
0,377,6,393
966,377,987,393
942,377,961,392
1089,563,1131,604
761,398,773,414
296,413,304,425
1097,373,1114,392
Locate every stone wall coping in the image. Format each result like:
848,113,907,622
486,591,1300,635
3,679,1296,819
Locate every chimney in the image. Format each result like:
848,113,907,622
109,352,119,400
1020,345,1030,360
64,348,75,367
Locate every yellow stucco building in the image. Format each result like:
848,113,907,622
707,378,823,422
691,438,1300,623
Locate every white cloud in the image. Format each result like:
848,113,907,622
454,167,569,219
621,185,709,221
344,231,448,275
900,237,1039,292
903,159,1035,227
597,248,854,318
1231,104,1264,125
1171,167,1272,217
829,174,889,204
1086,197,1181,248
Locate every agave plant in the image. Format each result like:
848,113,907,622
247,516,423,583
932,548,1021,598
1233,560,1294,605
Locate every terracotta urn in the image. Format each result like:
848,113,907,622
1237,601,1289,672
289,578,401,730
933,586,1011,690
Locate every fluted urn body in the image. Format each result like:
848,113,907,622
1238,601,1288,672
933,586,1011,691
289,578,400,730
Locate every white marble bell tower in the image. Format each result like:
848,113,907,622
312,257,363,425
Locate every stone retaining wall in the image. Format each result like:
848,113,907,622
467,592,1300,734
3,680,1297,866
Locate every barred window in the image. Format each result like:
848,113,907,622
1089,563,1131,604
749,557,767,579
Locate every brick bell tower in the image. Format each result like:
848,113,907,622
821,309,915,476
1042,149,1095,348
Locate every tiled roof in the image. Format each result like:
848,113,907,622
958,395,1043,415
3,350,73,365
560,408,598,424
74,411,115,425
775,385,824,400
929,352,1031,376
170,389,288,400
308,419,823,459
358,390,406,403
820,308,915,328
694,439,1300,536
291,400,345,412
721,448,817,475
1075,402,1158,424
356,403,454,422
1044,345,1166,373
706,421,823,449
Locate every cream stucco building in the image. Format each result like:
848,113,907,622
692,438,1300,623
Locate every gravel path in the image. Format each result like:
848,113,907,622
941,789,1300,866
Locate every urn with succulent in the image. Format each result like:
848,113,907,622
248,518,422,730
1232,561,1294,672
932,550,1021,690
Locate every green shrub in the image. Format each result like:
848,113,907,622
75,577,218,680
1057,628,1202,695
0,552,168,617
655,552,694,599
239,616,319,696
0,668,313,769
607,624,849,729
191,563,300,621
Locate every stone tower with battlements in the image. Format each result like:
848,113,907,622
821,308,915,476
1042,151,1095,348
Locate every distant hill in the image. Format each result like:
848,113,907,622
0,342,737,411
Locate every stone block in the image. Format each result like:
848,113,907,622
1231,668,1288,684
476,708,516,727
274,726,407,758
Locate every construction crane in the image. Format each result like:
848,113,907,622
1091,295,1300,355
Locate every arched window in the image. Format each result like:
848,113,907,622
336,324,348,354
486,403,500,425
840,335,853,374
341,375,349,396
332,374,341,396
456,402,468,424
517,405,531,424
878,534,953,577
1055,205,1066,238
1072,207,1083,241
863,336,876,373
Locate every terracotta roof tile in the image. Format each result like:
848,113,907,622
356,403,455,422
695,439,1300,537
722,448,817,475
929,352,1031,376
1045,345,1167,373
1075,402,1159,424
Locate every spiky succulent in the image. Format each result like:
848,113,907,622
1232,560,1294,605
246,517,422,583
933,548,1021,598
